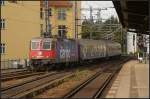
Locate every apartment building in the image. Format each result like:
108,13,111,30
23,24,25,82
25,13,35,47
40,1,81,39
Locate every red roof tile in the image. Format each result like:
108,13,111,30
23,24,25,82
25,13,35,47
40,1,73,8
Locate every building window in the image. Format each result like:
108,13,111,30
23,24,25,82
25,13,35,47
0,0,4,5
0,43,5,54
1,19,5,29
58,25,67,37
40,8,43,19
40,24,43,34
58,9,66,20
48,8,52,16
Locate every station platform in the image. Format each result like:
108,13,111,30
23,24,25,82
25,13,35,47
105,60,149,98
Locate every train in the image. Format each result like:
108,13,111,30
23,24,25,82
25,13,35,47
29,37,121,70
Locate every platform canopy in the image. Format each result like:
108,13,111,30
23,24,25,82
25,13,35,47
113,0,149,35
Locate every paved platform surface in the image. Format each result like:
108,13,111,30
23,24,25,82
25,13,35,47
105,60,149,98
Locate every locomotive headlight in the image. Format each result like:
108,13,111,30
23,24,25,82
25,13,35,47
32,56,35,58
38,51,42,55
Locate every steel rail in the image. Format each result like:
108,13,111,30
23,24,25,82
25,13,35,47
93,72,115,98
1,69,27,75
1,72,45,81
2,70,30,77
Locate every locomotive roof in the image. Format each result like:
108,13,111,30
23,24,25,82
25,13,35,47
31,37,120,45
31,37,76,41
76,39,120,44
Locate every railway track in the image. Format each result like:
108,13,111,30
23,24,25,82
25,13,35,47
1,71,45,81
1,69,29,77
1,71,74,98
1,71,56,91
63,57,129,98
1,69,27,75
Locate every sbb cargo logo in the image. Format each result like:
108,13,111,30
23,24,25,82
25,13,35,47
60,49,70,59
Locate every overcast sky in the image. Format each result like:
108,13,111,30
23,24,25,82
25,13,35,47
81,1,118,21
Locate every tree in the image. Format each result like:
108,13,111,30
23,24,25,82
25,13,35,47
81,19,96,39
81,15,122,44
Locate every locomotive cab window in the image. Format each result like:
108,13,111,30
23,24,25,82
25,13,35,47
43,42,50,50
31,41,40,50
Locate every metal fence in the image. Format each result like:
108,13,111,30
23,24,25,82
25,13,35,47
1,59,29,70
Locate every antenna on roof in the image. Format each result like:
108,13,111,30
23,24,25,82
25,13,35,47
44,0,51,38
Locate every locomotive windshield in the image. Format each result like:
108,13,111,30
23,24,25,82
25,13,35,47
31,41,40,50
43,42,50,50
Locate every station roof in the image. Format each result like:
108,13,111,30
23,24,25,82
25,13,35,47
113,0,149,35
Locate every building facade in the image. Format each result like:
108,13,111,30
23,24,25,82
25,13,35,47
142,34,149,54
40,1,81,39
127,32,149,55
127,32,137,54
1,1,40,60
